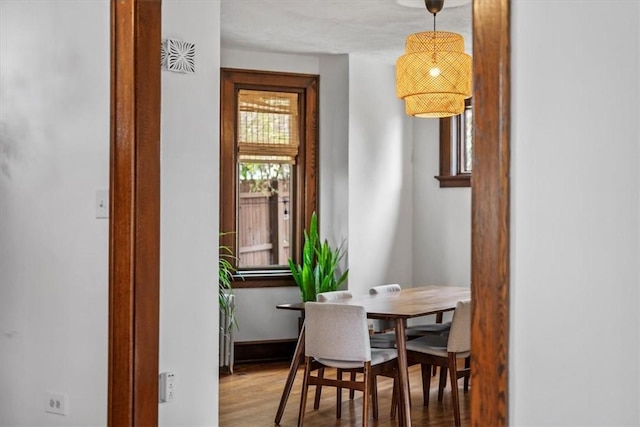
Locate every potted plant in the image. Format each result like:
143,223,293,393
288,212,349,302
219,234,239,374
219,239,237,332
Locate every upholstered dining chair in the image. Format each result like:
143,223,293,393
314,290,396,419
298,302,399,427
313,291,355,407
405,299,471,427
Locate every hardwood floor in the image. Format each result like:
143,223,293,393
219,361,470,426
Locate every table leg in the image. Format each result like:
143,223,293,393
395,318,411,427
274,322,306,425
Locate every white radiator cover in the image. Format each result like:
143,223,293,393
219,294,235,373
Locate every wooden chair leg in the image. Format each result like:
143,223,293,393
438,366,447,402
432,315,444,379
420,364,432,407
448,353,461,427
396,374,406,427
297,357,312,427
362,363,371,427
390,379,397,419
464,357,470,391
388,373,405,421
336,369,343,419
407,370,412,408
350,372,356,400
371,375,379,419
313,367,324,409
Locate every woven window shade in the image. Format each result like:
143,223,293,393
396,31,472,118
237,90,300,164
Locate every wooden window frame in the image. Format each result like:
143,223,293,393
436,98,473,188
220,68,319,289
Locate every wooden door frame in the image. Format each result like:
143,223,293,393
107,0,510,426
470,1,511,425
108,0,161,426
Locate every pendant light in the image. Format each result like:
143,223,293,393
396,0,472,118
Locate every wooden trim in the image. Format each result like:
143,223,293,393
220,68,319,283
435,174,472,188
437,100,472,188
109,1,161,426
233,339,298,364
439,116,453,177
471,0,511,426
232,277,296,289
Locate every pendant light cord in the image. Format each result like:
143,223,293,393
431,8,437,60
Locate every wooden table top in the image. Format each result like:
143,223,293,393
276,285,471,320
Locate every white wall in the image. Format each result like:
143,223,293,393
511,1,640,425
412,118,471,288
318,54,349,259
221,48,319,74
160,2,220,426
0,2,110,426
347,55,414,296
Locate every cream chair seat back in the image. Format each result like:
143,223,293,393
305,303,371,367
314,289,398,419
446,299,471,354
405,299,471,427
299,302,399,426
316,290,353,302
369,284,401,294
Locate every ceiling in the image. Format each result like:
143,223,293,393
220,0,472,65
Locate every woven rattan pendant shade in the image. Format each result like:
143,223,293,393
396,31,471,118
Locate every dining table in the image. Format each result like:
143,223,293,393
274,285,471,427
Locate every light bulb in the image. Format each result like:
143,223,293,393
429,67,441,77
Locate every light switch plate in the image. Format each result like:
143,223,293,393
95,189,109,219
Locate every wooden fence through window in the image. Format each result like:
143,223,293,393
238,179,290,267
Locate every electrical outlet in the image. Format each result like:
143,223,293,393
159,372,175,403
45,391,68,415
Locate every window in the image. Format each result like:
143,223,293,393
220,68,318,288
435,98,473,187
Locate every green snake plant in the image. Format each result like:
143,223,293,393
288,212,349,302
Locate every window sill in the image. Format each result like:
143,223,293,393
435,174,471,188
232,271,296,289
